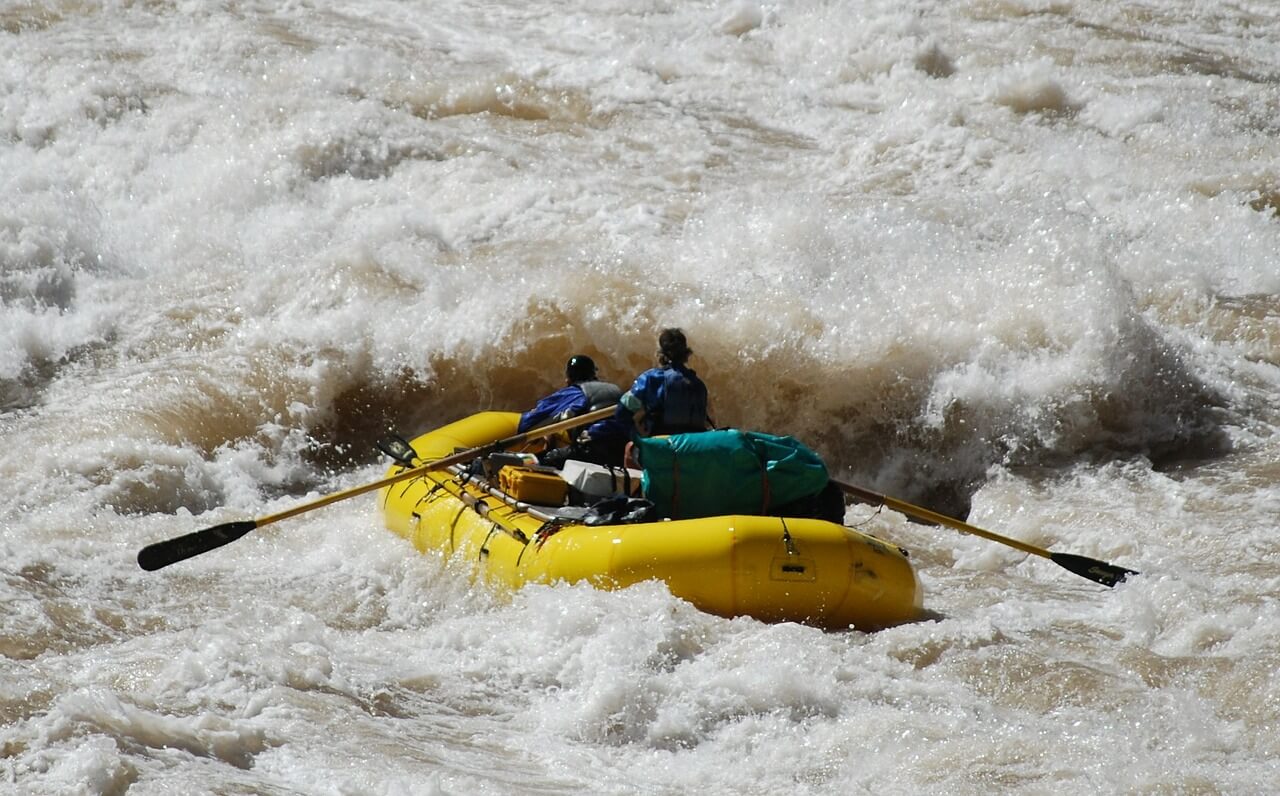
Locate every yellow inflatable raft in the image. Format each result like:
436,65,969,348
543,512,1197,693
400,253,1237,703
379,412,923,630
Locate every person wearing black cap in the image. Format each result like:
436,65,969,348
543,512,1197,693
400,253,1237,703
518,355,629,467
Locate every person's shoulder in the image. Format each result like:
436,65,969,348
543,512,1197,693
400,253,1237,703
534,384,585,407
630,368,660,386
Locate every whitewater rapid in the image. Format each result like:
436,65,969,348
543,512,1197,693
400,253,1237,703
4,0,1280,793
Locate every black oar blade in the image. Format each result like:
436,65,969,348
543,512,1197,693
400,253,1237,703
375,434,419,467
1050,553,1139,588
137,520,259,571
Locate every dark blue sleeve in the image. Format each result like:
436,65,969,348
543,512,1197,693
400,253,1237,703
519,386,588,433
616,368,660,425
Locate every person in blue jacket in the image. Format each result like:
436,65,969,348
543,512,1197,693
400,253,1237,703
617,328,714,437
521,355,630,467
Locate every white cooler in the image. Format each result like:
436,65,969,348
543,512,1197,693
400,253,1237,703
560,460,643,498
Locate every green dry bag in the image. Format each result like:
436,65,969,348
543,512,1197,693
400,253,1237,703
633,429,829,520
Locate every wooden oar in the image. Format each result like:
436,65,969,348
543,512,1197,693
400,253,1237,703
832,478,1137,587
137,405,617,571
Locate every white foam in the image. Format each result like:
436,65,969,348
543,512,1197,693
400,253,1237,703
4,0,1280,792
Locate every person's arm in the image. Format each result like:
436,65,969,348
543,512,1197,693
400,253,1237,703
616,370,655,433
519,386,588,433
518,396,556,433
619,389,647,432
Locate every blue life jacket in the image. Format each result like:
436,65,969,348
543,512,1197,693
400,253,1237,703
650,366,708,435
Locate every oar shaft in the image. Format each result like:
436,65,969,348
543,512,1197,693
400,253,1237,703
833,477,1136,587
255,405,617,529
835,479,1051,560
138,405,618,569
256,479,394,527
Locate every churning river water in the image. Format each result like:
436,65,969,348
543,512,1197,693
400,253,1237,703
3,0,1280,793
